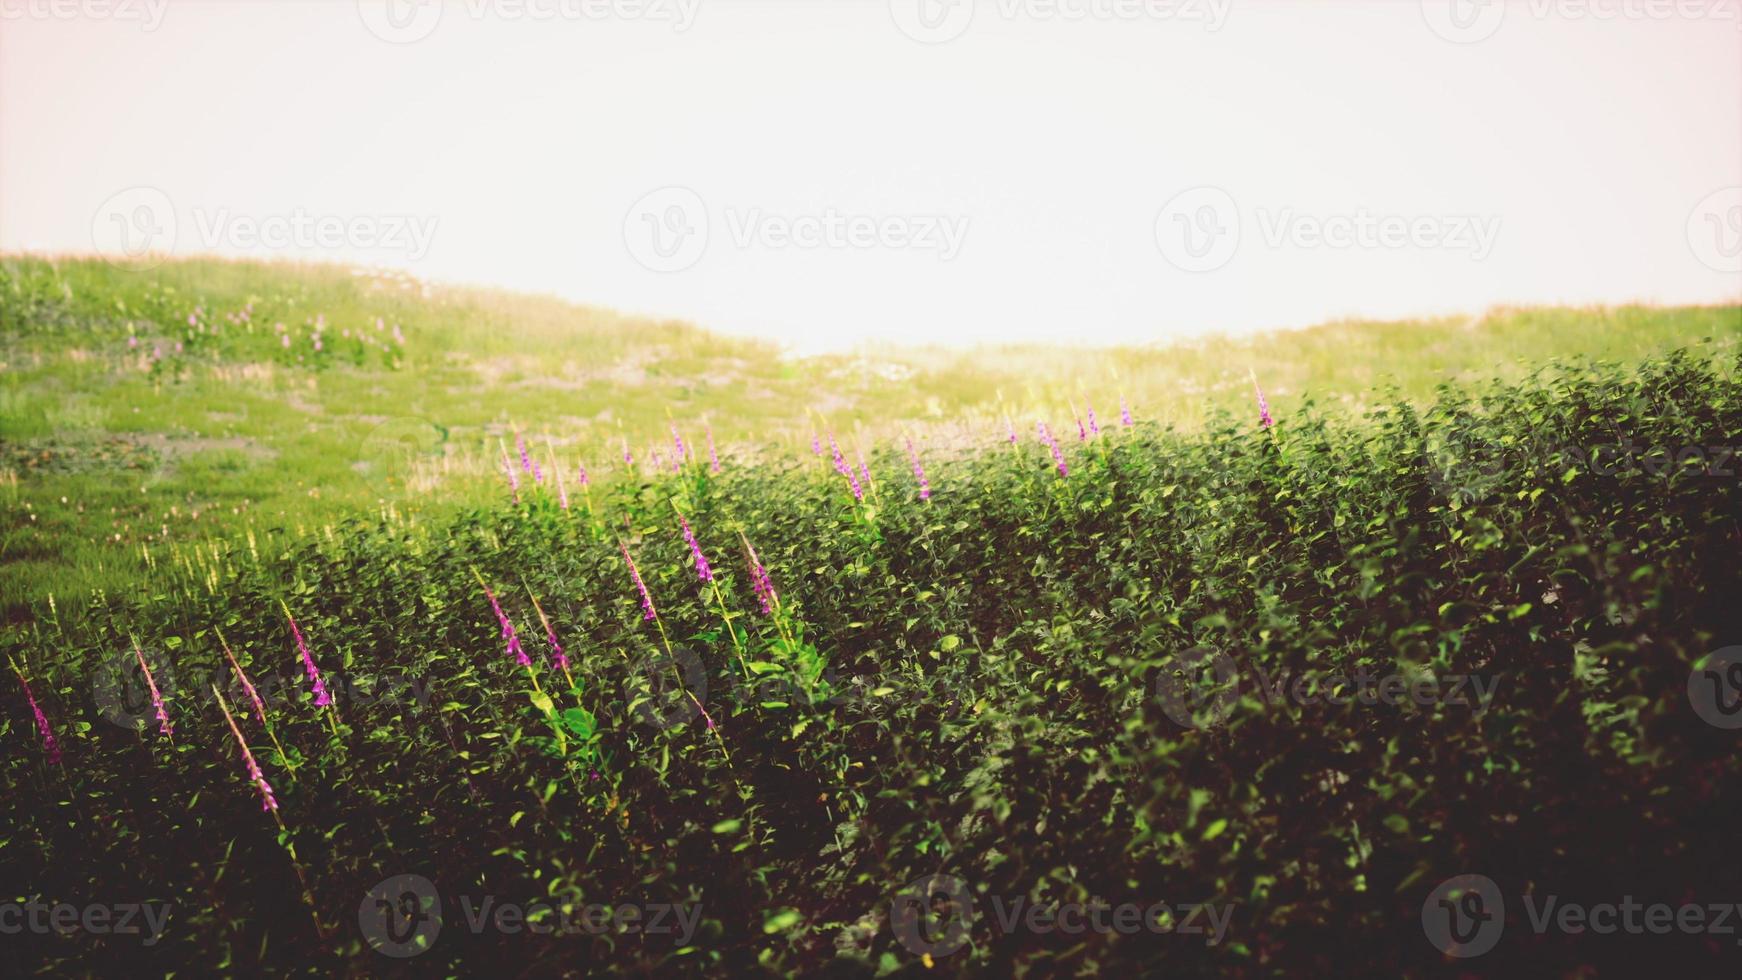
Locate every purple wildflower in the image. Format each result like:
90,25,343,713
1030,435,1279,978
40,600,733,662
282,606,331,707
480,583,531,668
1251,370,1274,428
214,686,276,812
906,438,931,500
671,424,687,463
679,515,713,582
542,620,568,672
621,437,633,467
1007,417,1018,445
1076,415,1088,442
743,537,778,615
620,543,658,621
133,638,173,737
811,433,822,456
516,432,533,473
218,631,269,729
1120,396,1133,427
1038,421,1068,477
707,426,721,475
1086,404,1099,435
828,433,863,501
13,667,61,764
577,460,590,487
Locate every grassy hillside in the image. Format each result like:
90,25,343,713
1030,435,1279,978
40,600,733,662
2,255,1735,615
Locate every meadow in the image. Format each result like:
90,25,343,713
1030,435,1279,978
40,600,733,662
3,255,1740,975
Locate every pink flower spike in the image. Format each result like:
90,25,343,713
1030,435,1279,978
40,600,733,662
476,576,532,668
132,637,173,737
620,542,658,622
217,629,268,729
679,515,713,582
1250,370,1274,428
214,685,277,812
12,665,61,764
906,437,931,501
828,433,863,501
282,604,331,707
707,426,721,475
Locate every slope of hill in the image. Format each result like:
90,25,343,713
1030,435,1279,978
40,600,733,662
3,255,1734,616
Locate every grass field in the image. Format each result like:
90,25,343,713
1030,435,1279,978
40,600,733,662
3,255,1735,615
3,256,1740,975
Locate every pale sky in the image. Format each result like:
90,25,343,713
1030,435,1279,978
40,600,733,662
2,0,1739,351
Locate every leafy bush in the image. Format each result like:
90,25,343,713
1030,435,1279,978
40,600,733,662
5,349,1739,975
